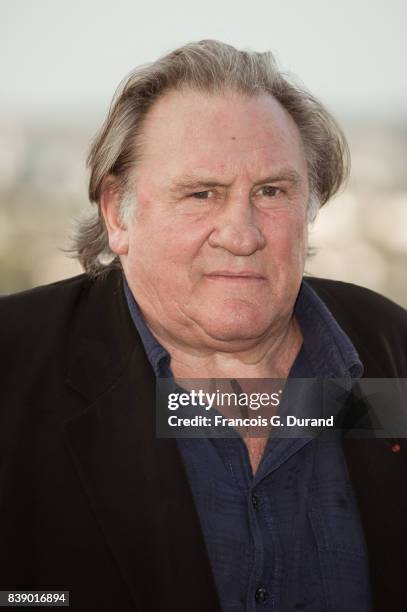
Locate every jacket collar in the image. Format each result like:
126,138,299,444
65,270,138,402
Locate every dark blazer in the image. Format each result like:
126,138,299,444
0,270,406,612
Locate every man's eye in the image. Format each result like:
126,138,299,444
190,190,213,199
260,185,281,197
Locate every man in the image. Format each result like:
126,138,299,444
0,40,406,612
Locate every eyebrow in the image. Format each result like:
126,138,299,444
169,169,303,193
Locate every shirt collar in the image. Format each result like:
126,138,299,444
123,275,363,380
123,278,172,378
296,279,363,379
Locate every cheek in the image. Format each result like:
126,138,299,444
263,214,307,262
128,215,207,278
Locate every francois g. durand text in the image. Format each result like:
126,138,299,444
167,415,335,428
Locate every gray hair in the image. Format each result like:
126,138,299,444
70,39,350,276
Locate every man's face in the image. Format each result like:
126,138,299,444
119,88,310,348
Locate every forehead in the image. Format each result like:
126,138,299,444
137,88,307,180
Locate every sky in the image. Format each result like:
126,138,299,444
1,0,407,125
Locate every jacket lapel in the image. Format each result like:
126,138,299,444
343,434,407,610
341,387,407,610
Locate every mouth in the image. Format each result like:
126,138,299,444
205,270,266,281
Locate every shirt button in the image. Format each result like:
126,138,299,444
255,586,268,604
251,494,259,510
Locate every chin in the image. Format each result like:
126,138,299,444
197,300,271,343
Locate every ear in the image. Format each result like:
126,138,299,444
100,176,129,255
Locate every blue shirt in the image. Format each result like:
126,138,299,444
124,278,372,611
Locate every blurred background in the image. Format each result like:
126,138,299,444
1,0,406,305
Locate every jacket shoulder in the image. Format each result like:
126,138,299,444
305,276,407,376
0,273,91,342
305,276,407,321
0,273,120,375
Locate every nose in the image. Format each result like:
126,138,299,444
207,196,266,256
